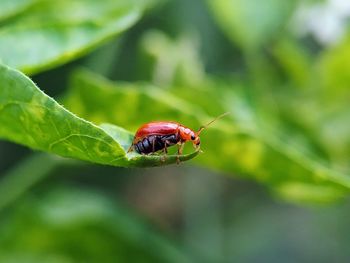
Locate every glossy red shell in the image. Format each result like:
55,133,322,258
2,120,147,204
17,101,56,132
134,122,180,141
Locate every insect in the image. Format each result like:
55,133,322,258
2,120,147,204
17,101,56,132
128,112,229,163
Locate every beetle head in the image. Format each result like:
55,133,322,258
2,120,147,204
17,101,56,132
179,126,197,142
186,131,200,149
193,136,200,149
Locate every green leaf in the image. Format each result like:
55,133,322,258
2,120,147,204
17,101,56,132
0,0,38,21
0,0,146,75
319,34,350,100
0,187,193,263
64,69,350,203
0,64,198,167
207,0,296,50
271,37,312,88
140,30,206,86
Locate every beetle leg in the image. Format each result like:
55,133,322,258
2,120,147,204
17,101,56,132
176,143,184,164
177,143,184,155
160,140,170,162
127,145,134,153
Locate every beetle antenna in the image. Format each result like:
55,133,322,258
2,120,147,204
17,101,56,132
196,112,229,135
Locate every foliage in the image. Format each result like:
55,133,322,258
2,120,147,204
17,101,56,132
1,0,350,261
0,0,145,75
63,68,350,203
0,64,197,167
207,0,296,51
0,187,192,263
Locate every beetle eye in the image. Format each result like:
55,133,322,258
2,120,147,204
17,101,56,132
191,135,195,140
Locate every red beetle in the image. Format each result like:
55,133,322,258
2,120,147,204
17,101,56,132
128,113,228,162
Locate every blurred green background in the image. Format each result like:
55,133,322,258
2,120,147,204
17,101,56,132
1,0,350,262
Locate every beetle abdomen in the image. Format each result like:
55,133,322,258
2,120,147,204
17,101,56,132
134,134,179,154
